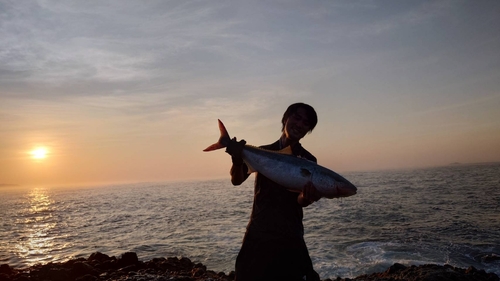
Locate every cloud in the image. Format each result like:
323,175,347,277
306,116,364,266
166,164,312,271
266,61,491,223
0,1,236,84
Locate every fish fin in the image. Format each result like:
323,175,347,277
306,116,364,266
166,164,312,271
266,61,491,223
203,119,231,151
300,168,312,177
277,146,294,155
246,162,257,174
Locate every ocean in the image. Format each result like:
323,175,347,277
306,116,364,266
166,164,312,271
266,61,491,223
1,162,499,279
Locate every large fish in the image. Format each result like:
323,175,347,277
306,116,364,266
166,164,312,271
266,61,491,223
203,119,357,198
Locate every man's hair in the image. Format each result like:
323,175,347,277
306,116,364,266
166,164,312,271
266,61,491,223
281,102,318,133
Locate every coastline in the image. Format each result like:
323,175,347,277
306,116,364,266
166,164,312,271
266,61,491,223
1,252,498,281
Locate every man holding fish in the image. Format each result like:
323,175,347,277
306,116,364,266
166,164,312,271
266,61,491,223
229,103,322,281
204,103,357,280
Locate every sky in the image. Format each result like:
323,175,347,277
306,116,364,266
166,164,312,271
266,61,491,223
1,0,499,187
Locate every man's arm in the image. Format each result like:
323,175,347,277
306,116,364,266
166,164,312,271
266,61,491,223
230,162,249,185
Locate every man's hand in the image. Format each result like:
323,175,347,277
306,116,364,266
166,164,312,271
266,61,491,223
226,138,246,165
227,138,248,185
298,181,321,207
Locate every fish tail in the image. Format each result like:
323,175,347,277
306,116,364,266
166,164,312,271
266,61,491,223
203,119,231,151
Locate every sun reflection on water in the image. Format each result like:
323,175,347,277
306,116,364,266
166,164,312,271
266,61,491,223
15,187,57,265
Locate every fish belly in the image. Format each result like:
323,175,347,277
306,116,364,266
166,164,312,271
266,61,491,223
243,148,313,191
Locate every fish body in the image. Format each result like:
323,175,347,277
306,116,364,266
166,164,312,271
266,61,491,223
203,119,357,198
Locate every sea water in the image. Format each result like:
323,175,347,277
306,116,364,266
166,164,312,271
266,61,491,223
1,162,499,279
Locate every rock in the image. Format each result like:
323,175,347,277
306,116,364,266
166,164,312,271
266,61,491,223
179,257,193,267
0,273,11,281
352,263,499,281
62,257,87,270
88,252,111,263
1,253,498,281
384,262,407,274
94,259,116,271
13,277,31,281
0,265,12,275
39,267,70,281
167,276,194,281
482,254,500,263
75,274,98,281
118,264,139,273
117,252,139,268
71,261,99,278
191,267,205,277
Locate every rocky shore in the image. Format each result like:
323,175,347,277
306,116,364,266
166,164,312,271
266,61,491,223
0,252,498,281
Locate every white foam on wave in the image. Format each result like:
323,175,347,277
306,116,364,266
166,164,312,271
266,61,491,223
314,241,443,279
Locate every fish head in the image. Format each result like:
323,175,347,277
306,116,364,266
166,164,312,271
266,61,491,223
332,181,357,198
317,169,357,199
320,182,357,199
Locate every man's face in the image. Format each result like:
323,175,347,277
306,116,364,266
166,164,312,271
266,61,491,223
284,107,311,141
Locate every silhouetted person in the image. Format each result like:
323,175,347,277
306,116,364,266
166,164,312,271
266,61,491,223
227,103,321,281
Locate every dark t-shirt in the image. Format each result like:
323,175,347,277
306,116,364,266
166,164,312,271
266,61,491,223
235,140,319,281
247,140,317,238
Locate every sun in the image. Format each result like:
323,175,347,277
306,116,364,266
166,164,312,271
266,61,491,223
31,147,49,159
